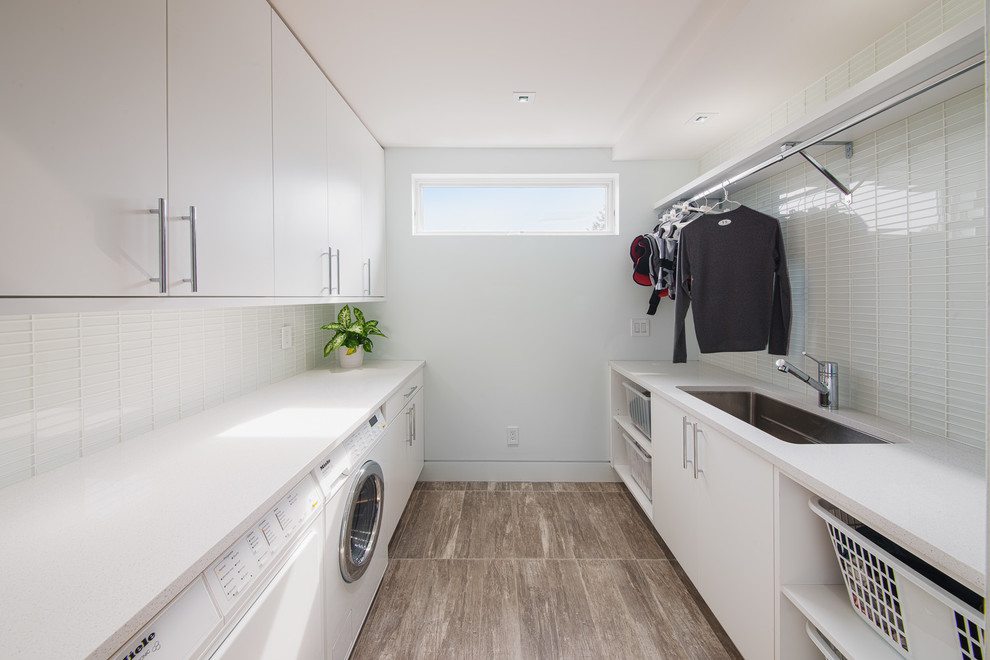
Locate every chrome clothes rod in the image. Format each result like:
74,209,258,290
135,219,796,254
667,52,985,210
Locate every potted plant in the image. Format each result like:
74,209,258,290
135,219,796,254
321,305,386,369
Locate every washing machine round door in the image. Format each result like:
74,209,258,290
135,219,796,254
340,460,384,583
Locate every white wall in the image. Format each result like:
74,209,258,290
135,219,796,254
371,148,696,480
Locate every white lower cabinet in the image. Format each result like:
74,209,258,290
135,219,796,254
652,396,774,659
383,383,425,545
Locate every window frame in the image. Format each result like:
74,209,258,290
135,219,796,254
411,173,620,236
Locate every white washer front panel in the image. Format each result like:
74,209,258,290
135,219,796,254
210,527,324,660
111,578,221,660
205,475,322,615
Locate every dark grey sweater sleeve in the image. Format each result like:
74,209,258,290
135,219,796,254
672,233,691,363
767,220,791,355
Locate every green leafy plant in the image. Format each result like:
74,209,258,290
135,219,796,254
321,305,387,358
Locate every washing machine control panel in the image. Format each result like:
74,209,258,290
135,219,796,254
203,475,322,615
343,407,386,463
312,408,386,499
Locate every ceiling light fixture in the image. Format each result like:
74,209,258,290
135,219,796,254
689,112,717,124
513,92,535,104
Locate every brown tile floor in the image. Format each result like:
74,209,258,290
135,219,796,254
351,482,743,660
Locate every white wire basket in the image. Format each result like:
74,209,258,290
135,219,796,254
810,498,985,659
621,381,651,437
622,432,652,501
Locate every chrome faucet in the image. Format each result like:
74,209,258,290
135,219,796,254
775,352,838,410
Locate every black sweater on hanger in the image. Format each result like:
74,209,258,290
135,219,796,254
672,205,791,363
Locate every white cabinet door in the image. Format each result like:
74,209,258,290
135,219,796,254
407,389,425,490
694,423,774,660
326,84,364,297
651,397,700,577
166,0,274,296
382,387,424,545
360,130,386,297
272,13,329,297
0,0,167,296
651,396,774,660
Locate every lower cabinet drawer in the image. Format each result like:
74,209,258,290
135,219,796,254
383,370,423,424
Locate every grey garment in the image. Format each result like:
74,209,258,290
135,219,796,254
672,205,791,363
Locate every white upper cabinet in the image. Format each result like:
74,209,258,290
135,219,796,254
0,0,167,296
360,130,386,297
272,14,330,297
327,83,386,299
166,0,274,296
326,84,365,297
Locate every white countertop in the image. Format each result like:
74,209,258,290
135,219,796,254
611,360,987,594
0,360,424,660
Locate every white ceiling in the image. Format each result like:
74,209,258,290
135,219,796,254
270,0,936,160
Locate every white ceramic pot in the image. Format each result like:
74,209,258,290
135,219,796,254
338,345,365,369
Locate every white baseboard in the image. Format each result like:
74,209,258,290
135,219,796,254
419,461,618,482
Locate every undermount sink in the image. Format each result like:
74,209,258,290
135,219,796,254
678,388,890,445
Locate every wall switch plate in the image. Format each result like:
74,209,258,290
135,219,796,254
281,326,293,349
506,426,519,446
630,318,650,337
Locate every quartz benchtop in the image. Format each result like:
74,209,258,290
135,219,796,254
611,360,987,594
0,360,424,660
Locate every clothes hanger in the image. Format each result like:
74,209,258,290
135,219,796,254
706,183,742,213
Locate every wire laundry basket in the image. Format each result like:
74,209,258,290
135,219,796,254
810,498,985,659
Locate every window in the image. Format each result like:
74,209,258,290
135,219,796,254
412,174,618,235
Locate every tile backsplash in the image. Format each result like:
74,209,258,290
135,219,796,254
0,304,335,487
702,85,987,449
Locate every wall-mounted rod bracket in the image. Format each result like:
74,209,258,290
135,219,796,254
781,143,853,203
782,141,854,159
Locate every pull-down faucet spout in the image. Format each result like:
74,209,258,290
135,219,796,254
775,352,838,410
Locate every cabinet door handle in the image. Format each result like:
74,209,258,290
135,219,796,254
363,258,372,296
693,424,704,480
681,415,693,470
180,206,198,292
149,197,167,293
411,403,416,446
403,385,419,399
406,405,414,446
330,248,340,294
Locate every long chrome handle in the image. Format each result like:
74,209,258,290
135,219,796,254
411,403,416,446
681,416,693,470
693,424,704,480
363,258,371,295
149,197,167,293
327,247,341,295
403,385,419,399
180,206,198,292
406,405,414,446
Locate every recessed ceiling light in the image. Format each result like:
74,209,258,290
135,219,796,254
688,112,717,124
513,92,535,104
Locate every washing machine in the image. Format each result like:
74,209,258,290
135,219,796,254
110,474,326,660
312,407,390,660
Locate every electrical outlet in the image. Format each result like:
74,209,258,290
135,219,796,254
630,318,650,337
281,326,293,349
506,426,519,446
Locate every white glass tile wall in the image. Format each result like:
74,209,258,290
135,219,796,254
699,0,985,172
0,304,335,487
702,86,987,448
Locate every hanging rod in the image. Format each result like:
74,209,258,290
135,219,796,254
667,52,985,211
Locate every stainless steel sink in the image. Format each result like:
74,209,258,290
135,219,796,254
678,388,890,445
